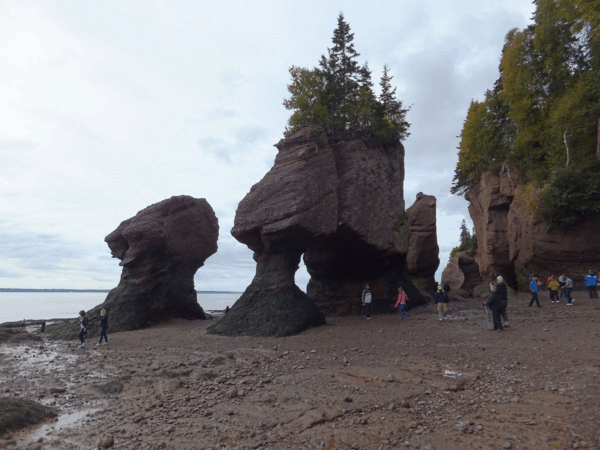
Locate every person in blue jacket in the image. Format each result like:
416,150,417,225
96,309,108,346
361,284,372,320
528,277,541,307
584,270,598,299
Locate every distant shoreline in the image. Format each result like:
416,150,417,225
0,288,243,294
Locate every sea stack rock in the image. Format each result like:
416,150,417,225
442,251,482,294
209,126,430,337
405,193,440,292
99,195,218,332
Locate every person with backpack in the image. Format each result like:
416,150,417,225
78,310,88,348
361,284,372,320
585,270,598,299
96,309,108,346
484,283,503,331
395,286,407,321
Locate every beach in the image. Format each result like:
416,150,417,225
0,293,240,324
1,291,599,449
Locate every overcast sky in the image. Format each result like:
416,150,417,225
0,0,535,291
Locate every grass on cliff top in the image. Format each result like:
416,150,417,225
0,398,57,436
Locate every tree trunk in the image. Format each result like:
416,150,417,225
597,117,600,163
564,130,570,167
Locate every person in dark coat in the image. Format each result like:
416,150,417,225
485,284,504,331
495,276,510,327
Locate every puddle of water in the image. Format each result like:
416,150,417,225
24,408,100,442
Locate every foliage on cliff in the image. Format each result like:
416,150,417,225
283,13,410,144
449,219,478,261
452,0,600,226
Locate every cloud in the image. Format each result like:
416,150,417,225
0,268,22,278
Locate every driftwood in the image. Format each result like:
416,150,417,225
0,318,75,329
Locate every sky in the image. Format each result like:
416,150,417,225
0,0,536,291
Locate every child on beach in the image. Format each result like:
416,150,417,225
96,309,108,346
549,276,560,303
78,310,88,348
361,284,372,320
395,287,407,320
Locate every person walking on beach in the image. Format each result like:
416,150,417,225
562,275,575,306
78,310,88,348
496,276,510,328
529,276,541,307
484,283,503,331
362,284,372,320
395,287,408,321
546,274,554,301
549,276,560,303
434,286,448,321
96,309,108,346
585,270,598,299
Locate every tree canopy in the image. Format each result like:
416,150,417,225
283,13,410,143
451,0,600,227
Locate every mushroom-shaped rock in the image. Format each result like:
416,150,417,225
442,251,482,295
93,196,218,334
208,127,330,337
99,195,218,332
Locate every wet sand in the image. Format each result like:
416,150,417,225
1,291,600,450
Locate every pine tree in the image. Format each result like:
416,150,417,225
377,64,411,142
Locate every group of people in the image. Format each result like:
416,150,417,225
360,284,408,320
77,309,109,348
528,270,598,307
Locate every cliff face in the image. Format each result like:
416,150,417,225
210,126,436,337
465,170,600,289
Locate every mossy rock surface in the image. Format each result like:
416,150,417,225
0,397,56,436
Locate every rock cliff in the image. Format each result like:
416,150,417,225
465,170,600,289
49,196,219,339
209,126,435,337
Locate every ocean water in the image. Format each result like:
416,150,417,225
0,292,241,324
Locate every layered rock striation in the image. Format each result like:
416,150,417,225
50,196,218,339
466,170,600,289
210,126,436,337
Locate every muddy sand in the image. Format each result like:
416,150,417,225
1,291,600,450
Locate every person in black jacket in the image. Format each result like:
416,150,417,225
485,284,504,331
78,310,88,348
434,287,449,321
96,309,108,346
495,276,510,328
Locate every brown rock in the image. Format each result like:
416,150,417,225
48,195,218,339
209,127,430,336
466,170,600,289
442,251,482,293
100,436,114,448
406,192,440,291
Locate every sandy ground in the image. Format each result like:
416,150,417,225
1,290,600,450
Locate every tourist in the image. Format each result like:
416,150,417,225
434,286,448,321
496,276,510,328
546,274,554,300
40,320,46,333
549,276,560,303
443,281,451,294
585,270,598,299
395,286,407,321
78,310,88,348
558,274,566,298
361,284,372,320
562,276,575,306
96,309,108,346
529,276,541,307
484,283,503,331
